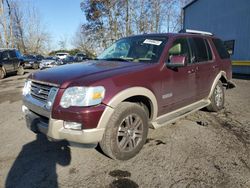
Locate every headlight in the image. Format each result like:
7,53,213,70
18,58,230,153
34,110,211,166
23,80,31,96
60,86,105,108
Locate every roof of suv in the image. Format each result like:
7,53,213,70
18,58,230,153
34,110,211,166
0,48,17,52
122,32,217,40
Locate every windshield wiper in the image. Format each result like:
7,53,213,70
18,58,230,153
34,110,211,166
100,58,130,62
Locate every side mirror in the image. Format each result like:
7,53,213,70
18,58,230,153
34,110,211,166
167,55,187,68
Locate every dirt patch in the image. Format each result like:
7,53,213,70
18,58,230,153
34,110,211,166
109,170,138,188
0,90,22,104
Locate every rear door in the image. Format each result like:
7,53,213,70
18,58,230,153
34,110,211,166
9,50,19,71
188,37,218,100
160,37,197,114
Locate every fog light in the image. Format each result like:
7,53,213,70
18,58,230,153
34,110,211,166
63,121,82,130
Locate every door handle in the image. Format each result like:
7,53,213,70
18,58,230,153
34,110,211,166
188,69,195,74
213,65,218,69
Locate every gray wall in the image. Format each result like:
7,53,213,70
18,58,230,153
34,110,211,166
183,0,250,60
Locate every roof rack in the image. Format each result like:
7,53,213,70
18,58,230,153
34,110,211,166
179,29,213,36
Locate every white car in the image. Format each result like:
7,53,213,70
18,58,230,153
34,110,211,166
39,57,61,69
56,52,69,59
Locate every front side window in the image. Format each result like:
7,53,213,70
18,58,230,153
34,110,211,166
1,51,9,60
9,50,17,58
168,38,191,64
98,36,168,63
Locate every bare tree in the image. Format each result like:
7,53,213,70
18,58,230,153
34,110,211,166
0,0,52,54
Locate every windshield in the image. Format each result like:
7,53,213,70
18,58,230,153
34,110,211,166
98,36,168,63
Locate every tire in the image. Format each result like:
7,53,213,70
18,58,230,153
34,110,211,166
17,65,24,75
0,67,5,79
100,102,149,160
33,63,39,69
207,81,224,112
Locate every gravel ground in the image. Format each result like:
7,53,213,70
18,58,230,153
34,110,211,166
0,70,249,188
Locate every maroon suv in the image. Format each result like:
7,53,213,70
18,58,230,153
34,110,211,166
22,30,235,160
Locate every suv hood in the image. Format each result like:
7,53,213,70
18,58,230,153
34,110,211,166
29,60,145,88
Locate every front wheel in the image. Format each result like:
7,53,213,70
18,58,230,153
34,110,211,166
0,67,5,79
32,63,39,69
17,66,24,75
100,102,149,160
207,81,225,112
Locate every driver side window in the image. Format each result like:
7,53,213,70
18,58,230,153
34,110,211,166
1,51,9,60
168,38,191,64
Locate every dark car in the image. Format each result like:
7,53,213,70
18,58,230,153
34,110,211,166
23,55,44,69
74,53,89,62
0,48,25,79
22,30,235,160
61,56,76,64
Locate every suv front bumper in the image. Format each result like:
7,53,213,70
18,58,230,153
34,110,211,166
22,105,105,144
22,92,106,144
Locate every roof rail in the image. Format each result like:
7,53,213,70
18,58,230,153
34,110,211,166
179,29,213,36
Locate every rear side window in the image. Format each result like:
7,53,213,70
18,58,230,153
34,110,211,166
204,40,212,60
212,39,230,59
189,38,211,63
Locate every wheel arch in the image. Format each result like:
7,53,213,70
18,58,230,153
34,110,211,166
208,71,227,99
97,87,158,129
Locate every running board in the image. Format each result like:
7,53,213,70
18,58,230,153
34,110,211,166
151,100,210,129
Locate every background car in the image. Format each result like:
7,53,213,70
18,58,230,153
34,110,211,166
74,52,88,62
56,52,69,60
61,56,76,64
39,56,60,69
0,48,25,79
23,55,44,69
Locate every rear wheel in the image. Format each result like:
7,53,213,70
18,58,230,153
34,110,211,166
207,81,224,112
0,67,5,79
100,102,149,160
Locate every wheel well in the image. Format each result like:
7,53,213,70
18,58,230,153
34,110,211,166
0,65,6,74
19,61,25,67
124,95,153,120
220,76,228,87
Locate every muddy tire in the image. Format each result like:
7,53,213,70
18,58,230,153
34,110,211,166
17,65,24,75
100,102,149,160
32,63,39,69
0,67,5,79
207,81,224,112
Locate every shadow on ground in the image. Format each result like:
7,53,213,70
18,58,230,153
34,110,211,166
5,134,71,188
233,74,250,80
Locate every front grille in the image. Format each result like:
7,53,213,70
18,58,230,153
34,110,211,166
30,81,53,102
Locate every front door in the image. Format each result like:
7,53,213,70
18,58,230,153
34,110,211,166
1,51,14,73
160,37,197,115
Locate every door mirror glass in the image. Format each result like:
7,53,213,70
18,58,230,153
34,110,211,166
167,55,187,68
166,38,190,68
